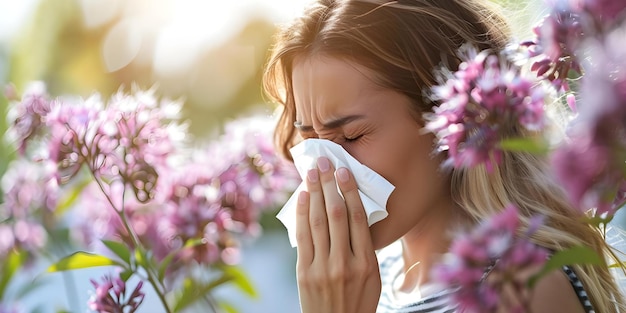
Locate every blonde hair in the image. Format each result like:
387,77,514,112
262,0,626,311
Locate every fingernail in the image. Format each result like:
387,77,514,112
298,191,307,204
307,169,318,182
317,157,330,172
337,167,349,182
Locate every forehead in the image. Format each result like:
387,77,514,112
291,55,382,123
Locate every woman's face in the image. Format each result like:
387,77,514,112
291,54,454,249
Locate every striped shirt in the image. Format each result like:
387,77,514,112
376,241,595,313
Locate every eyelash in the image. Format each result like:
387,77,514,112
343,134,363,143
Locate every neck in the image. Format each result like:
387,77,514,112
397,203,463,293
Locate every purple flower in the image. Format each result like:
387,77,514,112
0,225,15,258
1,159,59,217
44,88,186,201
100,89,185,202
432,205,549,313
522,0,626,93
158,164,240,267
45,95,106,183
70,182,175,264
0,159,58,259
580,0,626,25
551,26,626,215
71,182,125,246
522,0,585,92
72,114,298,276
425,48,547,171
154,115,298,269
5,82,51,155
88,274,144,313
207,115,299,211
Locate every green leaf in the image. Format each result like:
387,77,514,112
220,265,258,298
171,264,256,311
101,240,131,264
172,279,204,312
158,252,176,281
134,249,146,267
217,300,239,313
0,250,27,299
55,177,91,215
47,252,120,272
158,238,205,281
499,137,549,155
529,245,603,287
172,276,231,312
120,269,133,282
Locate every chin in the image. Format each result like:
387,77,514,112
369,220,398,250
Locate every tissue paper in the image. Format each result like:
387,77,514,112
277,139,395,247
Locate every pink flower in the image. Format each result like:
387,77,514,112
551,26,626,216
5,82,51,155
1,159,59,217
521,0,585,92
88,274,144,313
0,160,57,258
425,48,547,171
45,95,105,183
522,0,626,93
581,0,626,25
432,205,549,313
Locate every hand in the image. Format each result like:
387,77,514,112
295,157,381,313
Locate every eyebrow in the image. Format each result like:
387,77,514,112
294,114,365,132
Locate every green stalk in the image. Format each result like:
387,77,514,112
92,174,173,313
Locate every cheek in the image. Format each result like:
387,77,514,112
362,133,446,212
351,133,429,188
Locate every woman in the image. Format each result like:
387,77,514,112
263,0,625,312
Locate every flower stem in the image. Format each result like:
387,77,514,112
203,293,222,313
91,175,173,313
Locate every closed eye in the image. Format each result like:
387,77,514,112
343,134,363,143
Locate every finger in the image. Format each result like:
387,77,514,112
295,190,313,265
316,157,350,256
336,167,373,255
306,168,330,259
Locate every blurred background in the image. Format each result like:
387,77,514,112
0,0,544,312
0,0,312,312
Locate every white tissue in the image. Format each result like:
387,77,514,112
277,139,395,247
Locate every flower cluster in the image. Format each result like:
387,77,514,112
551,23,626,216
156,115,298,268
5,82,51,155
427,0,626,217
88,274,145,313
521,1,584,92
424,48,547,171
522,0,626,92
69,115,299,274
432,205,549,313
44,88,184,197
0,159,57,260
2,84,299,311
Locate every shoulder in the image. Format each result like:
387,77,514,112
490,264,590,313
528,266,588,313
